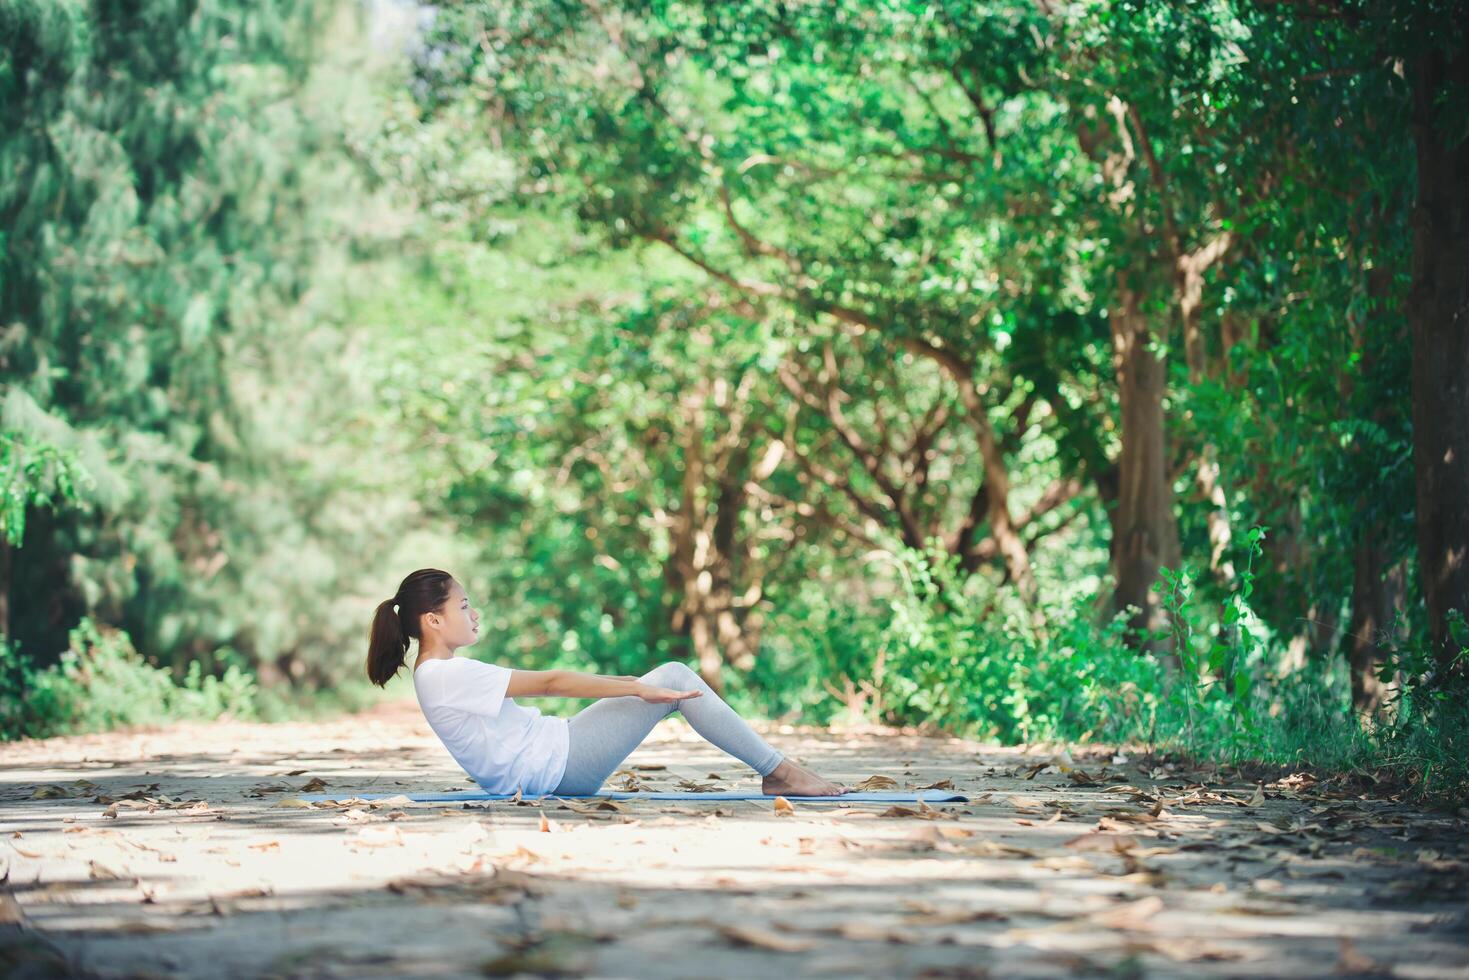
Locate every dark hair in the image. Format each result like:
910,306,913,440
367,568,454,687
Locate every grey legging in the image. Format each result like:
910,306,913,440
551,661,784,795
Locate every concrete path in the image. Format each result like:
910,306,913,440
2,700,1467,978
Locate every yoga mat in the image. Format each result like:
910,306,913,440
299,790,968,804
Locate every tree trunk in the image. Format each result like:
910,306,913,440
0,537,10,642
1110,281,1182,642
1348,532,1406,716
1409,44,1469,670
1178,233,1236,585
666,374,780,694
951,374,1039,608
669,385,727,694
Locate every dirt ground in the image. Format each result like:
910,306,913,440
2,698,1468,979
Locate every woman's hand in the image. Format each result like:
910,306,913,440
635,684,703,704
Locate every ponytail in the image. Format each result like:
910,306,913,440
366,568,453,687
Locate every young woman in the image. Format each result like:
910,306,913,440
367,568,848,798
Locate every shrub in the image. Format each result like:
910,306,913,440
0,618,258,740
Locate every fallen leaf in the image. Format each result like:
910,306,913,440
1246,785,1266,807
919,779,956,790
88,860,126,881
270,797,315,810
836,921,912,943
853,775,899,792
559,798,610,814
674,779,720,793
298,777,329,793
719,924,815,953
880,806,922,819
30,785,73,800
965,840,1038,859
1090,895,1164,930
1065,832,1139,853
1035,855,1097,872
773,796,795,816
902,906,1008,926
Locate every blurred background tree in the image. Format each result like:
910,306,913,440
1,0,1464,799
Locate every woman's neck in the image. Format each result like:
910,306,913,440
416,643,455,662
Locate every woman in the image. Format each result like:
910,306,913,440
367,568,848,798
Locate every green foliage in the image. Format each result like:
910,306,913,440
0,618,257,740
0,431,91,546
2,0,1463,816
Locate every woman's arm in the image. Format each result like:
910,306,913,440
505,669,699,703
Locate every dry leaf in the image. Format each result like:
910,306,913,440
880,806,923,819
719,924,815,953
88,860,126,881
773,796,795,816
919,779,956,790
901,906,1008,926
298,777,329,793
836,922,913,943
1246,785,1266,807
1035,855,1097,872
351,825,403,848
539,812,552,833
674,779,720,793
560,798,631,814
1065,832,1139,853
965,840,1038,859
270,797,315,810
30,785,73,800
1090,895,1164,930
853,775,899,792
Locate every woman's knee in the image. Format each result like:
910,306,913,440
646,661,700,688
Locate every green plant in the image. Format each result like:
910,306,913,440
0,619,258,741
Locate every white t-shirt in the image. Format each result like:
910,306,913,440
412,657,569,797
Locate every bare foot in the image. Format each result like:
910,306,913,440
762,759,848,797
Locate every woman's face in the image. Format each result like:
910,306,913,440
429,580,480,649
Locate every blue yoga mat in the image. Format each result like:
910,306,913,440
299,790,968,804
